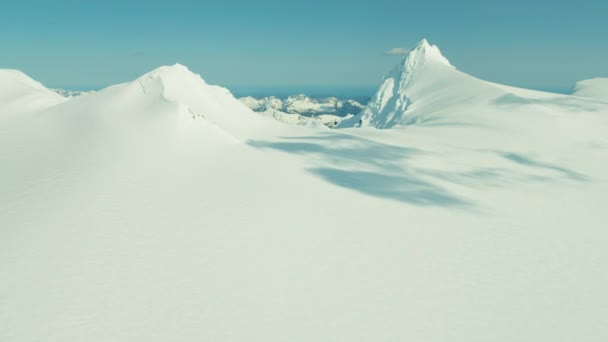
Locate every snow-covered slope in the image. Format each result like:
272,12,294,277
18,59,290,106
241,94,364,117
0,69,66,114
45,64,283,141
130,64,267,135
572,78,608,102
341,39,604,129
2,60,608,342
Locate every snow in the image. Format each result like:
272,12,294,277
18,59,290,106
571,78,608,102
240,95,284,112
240,94,364,117
51,88,96,98
340,39,603,129
2,45,608,342
0,69,66,115
257,108,350,128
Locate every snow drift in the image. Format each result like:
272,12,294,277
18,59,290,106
0,69,66,114
572,78,608,102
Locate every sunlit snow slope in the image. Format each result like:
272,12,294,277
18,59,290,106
0,69,66,115
341,39,605,129
572,78,608,102
2,52,608,342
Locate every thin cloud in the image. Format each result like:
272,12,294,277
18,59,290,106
384,47,410,56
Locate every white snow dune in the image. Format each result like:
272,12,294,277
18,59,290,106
1,52,608,342
0,69,66,115
572,77,608,102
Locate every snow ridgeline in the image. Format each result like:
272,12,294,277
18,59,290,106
47,80,364,129
571,78,608,102
0,69,67,113
37,44,607,131
37,64,289,139
51,88,96,98
240,94,363,128
341,39,608,128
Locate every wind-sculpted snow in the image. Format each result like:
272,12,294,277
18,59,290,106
0,69,66,114
248,132,468,206
341,39,605,129
247,129,594,207
2,54,608,342
572,78,608,102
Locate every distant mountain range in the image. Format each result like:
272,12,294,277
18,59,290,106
239,94,364,128
239,94,364,117
340,39,608,128
50,88,96,98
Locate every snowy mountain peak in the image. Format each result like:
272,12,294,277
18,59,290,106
385,39,454,98
129,63,235,108
338,39,460,128
415,38,435,55
108,64,267,137
147,63,193,75
0,69,66,112
137,63,208,89
401,39,453,71
0,69,57,93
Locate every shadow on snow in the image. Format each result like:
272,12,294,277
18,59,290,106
248,132,470,207
249,131,589,207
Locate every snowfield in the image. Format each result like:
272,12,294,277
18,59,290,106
1,40,608,342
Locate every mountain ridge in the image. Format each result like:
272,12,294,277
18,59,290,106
340,39,605,129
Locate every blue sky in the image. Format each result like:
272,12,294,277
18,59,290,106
1,0,606,92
